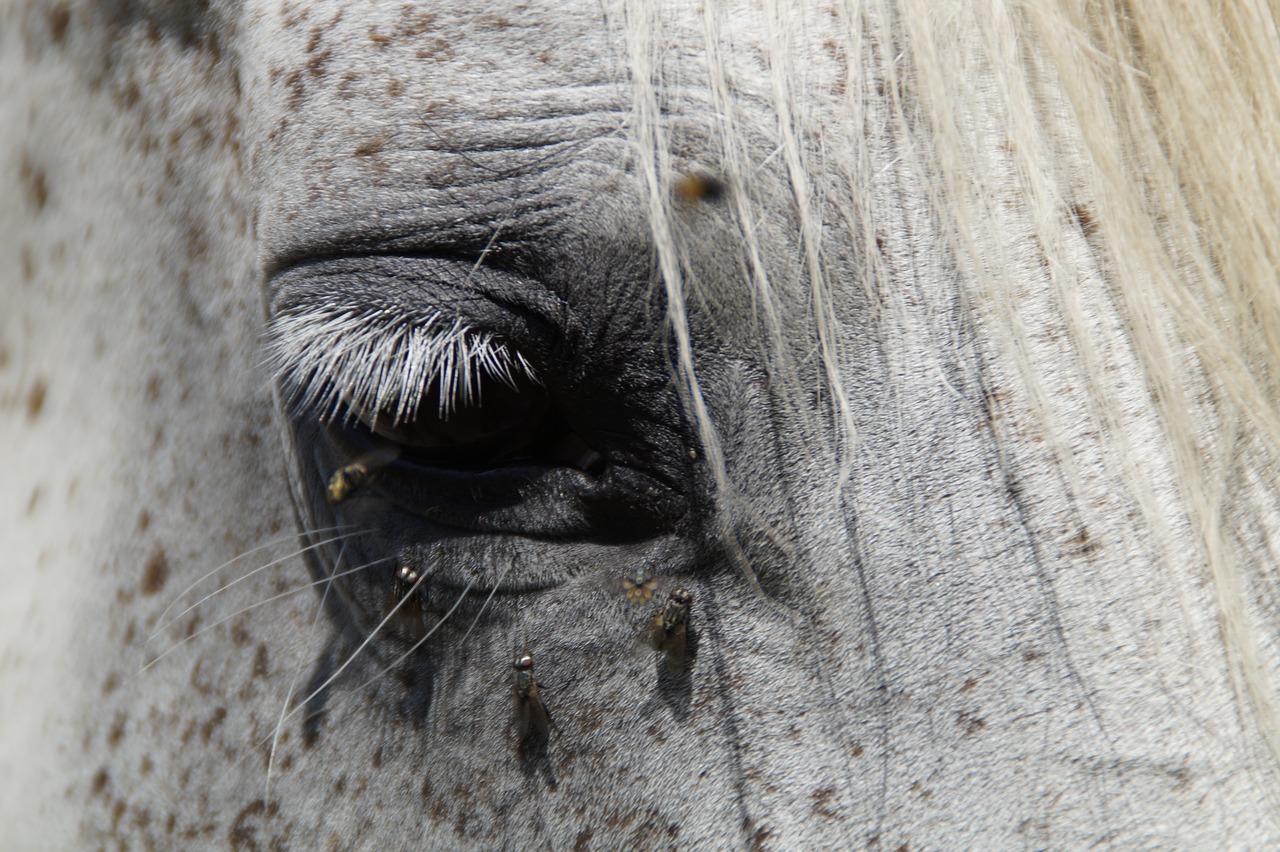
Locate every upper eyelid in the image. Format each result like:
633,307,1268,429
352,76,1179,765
267,300,540,427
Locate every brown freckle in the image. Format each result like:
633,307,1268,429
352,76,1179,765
47,4,71,43
372,746,383,769
849,742,864,758
810,786,839,820
368,26,391,47
118,80,141,109
200,707,227,744
960,677,978,692
25,487,41,516
895,845,910,852
103,672,119,694
573,828,595,851
1023,648,1044,662
229,622,250,647
748,821,773,851
386,79,405,98
252,645,269,678
136,510,151,533
306,47,332,78
20,158,49,212
1070,202,1099,238
145,375,161,403
91,768,109,795
107,713,126,748
284,69,305,107
141,549,170,596
334,775,346,795
140,755,153,775
25,379,47,420
957,711,986,735
354,137,386,157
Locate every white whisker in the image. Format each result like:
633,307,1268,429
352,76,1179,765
148,530,363,640
266,540,349,799
132,556,391,682
149,525,355,641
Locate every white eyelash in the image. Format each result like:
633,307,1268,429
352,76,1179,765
268,304,539,426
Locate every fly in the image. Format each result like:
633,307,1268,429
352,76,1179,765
648,588,693,676
513,653,551,747
325,446,399,504
389,564,426,637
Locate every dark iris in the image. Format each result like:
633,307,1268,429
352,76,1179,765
352,371,602,472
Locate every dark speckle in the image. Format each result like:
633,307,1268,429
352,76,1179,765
200,707,227,744
810,786,839,820
354,137,386,157
1070,202,1100,238
957,711,986,736
141,549,170,596
47,4,71,43
229,799,278,850
19,158,49,212
136,510,151,533
107,713,126,748
252,645,269,678
573,828,595,851
91,768,109,796
25,379,47,420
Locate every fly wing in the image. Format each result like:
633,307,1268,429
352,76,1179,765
646,612,668,651
662,622,687,676
526,682,551,739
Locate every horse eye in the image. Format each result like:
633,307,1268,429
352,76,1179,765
352,370,603,472
360,371,553,466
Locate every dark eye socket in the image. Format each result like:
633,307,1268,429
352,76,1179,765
350,369,603,473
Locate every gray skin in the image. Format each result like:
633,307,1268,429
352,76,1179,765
3,0,1279,848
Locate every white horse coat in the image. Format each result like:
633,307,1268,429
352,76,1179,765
4,0,1280,847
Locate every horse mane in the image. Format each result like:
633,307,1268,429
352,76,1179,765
628,0,1280,769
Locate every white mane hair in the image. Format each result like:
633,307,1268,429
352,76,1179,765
635,0,1280,768
5,0,1280,845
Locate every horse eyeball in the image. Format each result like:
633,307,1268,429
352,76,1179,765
368,370,551,460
